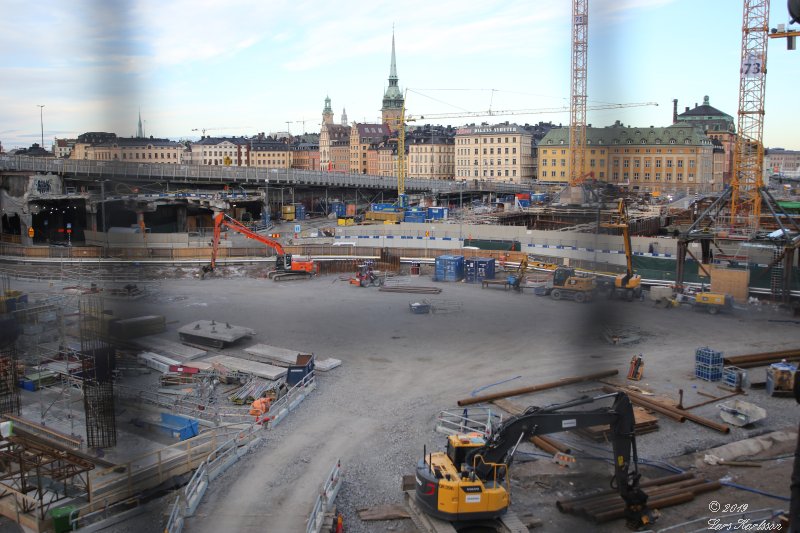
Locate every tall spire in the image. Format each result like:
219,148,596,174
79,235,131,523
389,27,398,81
136,109,144,138
341,107,348,126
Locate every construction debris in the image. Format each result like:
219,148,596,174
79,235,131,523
717,400,767,427
458,370,619,407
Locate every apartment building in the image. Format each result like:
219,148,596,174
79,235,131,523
454,123,535,183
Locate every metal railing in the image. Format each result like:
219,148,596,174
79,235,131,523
162,371,317,533
1,155,531,194
305,459,343,533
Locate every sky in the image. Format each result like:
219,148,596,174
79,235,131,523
1,0,798,150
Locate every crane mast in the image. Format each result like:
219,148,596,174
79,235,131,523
569,0,589,186
730,0,770,229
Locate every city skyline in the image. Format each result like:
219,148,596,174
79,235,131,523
1,0,798,150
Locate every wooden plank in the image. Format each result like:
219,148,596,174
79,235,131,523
358,505,411,521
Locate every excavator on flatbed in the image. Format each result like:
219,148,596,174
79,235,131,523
203,211,316,281
414,392,656,531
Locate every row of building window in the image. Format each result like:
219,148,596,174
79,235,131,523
456,137,518,144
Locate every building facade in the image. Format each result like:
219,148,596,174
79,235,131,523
764,147,800,180
320,96,351,172
350,123,389,174
538,122,716,193
675,96,736,186
53,138,76,158
250,136,291,169
454,124,535,183
407,126,455,180
291,142,320,171
191,137,250,166
85,137,183,163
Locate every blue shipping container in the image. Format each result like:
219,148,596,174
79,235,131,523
331,203,346,217
464,257,496,283
427,207,448,220
371,203,397,212
435,255,465,282
294,204,306,220
160,413,199,441
404,211,427,223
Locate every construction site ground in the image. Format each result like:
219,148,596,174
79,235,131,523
3,268,799,533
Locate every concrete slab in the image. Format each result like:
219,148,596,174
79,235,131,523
244,344,309,367
136,336,207,361
205,355,286,380
315,358,342,372
177,320,255,348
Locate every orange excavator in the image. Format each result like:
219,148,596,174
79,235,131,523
204,211,316,281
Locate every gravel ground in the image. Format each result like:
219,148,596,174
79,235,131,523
4,271,799,533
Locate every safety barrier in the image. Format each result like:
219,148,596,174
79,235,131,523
305,459,343,533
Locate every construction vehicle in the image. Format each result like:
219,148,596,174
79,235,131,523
414,392,656,530
544,267,596,303
692,291,734,315
601,199,642,301
204,211,316,281
350,261,385,287
507,256,528,292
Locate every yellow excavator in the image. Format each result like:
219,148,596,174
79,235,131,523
415,392,656,530
601,199,642,301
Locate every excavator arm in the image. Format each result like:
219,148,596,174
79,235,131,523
601,199,637,288
208,211,286,271
464,392,655,529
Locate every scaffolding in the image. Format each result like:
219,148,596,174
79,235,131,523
79,296,116,449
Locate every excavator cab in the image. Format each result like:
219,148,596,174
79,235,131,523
553,267,574,286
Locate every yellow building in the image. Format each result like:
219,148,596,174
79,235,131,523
454,124,534,183
250,138,291,169
407,126,455,180
537,122,715,193
85,138,184,163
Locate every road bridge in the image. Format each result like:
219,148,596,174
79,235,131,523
0,155,531,195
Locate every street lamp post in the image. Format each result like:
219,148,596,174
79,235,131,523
37,105,45,148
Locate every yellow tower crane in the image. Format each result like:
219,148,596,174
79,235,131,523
730,0,770,229
569,0,589,187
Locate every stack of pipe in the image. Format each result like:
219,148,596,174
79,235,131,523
723,348,800,369
600,385,730,434
557,473,721,524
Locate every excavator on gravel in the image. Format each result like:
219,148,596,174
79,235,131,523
203,212,316,281
414,392,656,530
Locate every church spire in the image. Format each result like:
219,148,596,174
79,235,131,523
136,109,144,138
382,28,404,130
389,28,398,82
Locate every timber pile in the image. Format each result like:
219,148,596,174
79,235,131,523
723,348,800,369
576,406,659,442
557,473,721,524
